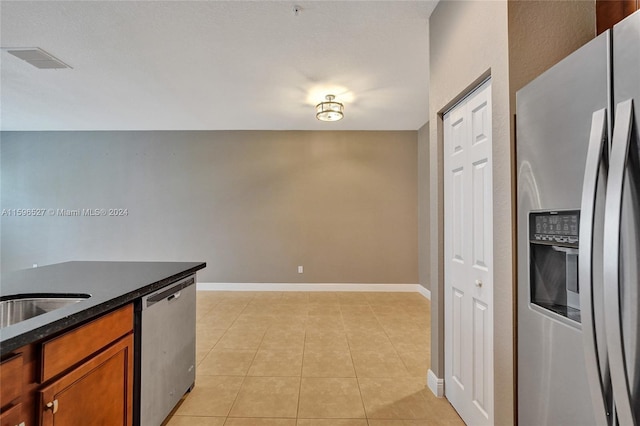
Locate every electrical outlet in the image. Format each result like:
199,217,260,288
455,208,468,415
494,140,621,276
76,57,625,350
32,263,38,268
297,265,303,274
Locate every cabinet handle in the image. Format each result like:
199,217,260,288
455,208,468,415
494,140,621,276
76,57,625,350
45,399,59,414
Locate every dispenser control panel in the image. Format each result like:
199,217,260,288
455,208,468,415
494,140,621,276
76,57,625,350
529,210,579,247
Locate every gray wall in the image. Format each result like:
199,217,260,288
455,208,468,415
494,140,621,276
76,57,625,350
428,1,594,424
417,122,430,291
1,131,418,284
429,6,510,418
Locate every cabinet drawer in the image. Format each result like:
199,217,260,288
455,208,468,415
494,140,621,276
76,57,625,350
0,402,23,426
41,304,133,382
0,354,22,408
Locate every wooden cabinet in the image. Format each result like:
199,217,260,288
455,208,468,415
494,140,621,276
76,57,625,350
0,304,133,426
0,354,24,426
0,354,23,406
597,0,639,34
39,304,133,383
39,335,133,426
0,403,23,426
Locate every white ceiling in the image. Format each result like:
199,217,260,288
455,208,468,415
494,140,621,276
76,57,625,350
0,1,437,131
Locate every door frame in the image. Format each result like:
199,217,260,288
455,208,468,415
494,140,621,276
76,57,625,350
427,70,494,403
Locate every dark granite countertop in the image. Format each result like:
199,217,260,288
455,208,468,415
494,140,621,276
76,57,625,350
0,261,206,356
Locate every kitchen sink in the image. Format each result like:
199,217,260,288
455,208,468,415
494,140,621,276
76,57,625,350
0,294,90,328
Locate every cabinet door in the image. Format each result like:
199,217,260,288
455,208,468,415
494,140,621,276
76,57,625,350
39,334,133,426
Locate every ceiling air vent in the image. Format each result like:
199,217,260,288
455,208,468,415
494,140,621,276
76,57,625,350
7,48,71,69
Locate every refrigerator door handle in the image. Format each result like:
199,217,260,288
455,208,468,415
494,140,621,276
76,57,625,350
579,108,611,426
603,99,636,426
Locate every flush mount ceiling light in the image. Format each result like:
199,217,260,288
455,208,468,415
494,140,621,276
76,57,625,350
316,95,344,122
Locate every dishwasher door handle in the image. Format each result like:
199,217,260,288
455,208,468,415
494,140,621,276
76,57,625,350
145,276,195,308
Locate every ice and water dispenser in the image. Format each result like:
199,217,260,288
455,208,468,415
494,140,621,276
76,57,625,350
528,210,581,324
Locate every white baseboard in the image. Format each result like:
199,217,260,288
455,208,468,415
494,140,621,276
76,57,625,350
416,285,431,300
197,282,427,293
428,369,444,397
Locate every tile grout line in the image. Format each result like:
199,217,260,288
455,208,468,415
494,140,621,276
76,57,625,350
370,301,414,378
195,297,228,368
221,293,265,420
295,322,308,421
341,300,370,421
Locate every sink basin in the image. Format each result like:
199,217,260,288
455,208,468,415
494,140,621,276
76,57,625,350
0,294,90,328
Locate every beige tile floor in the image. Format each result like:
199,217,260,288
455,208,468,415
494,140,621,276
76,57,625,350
166,291,464,426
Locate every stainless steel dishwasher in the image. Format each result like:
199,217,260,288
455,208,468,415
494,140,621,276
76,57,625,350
137,274,196,426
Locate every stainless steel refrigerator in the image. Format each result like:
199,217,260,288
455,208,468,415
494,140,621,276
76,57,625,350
516,11,639,426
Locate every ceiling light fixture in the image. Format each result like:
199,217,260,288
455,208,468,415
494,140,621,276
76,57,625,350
316,95,344,122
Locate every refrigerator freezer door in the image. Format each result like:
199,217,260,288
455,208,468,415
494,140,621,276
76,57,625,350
517,32,610,426
579,108,612,426
604,99,638,426
608,10,640,424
